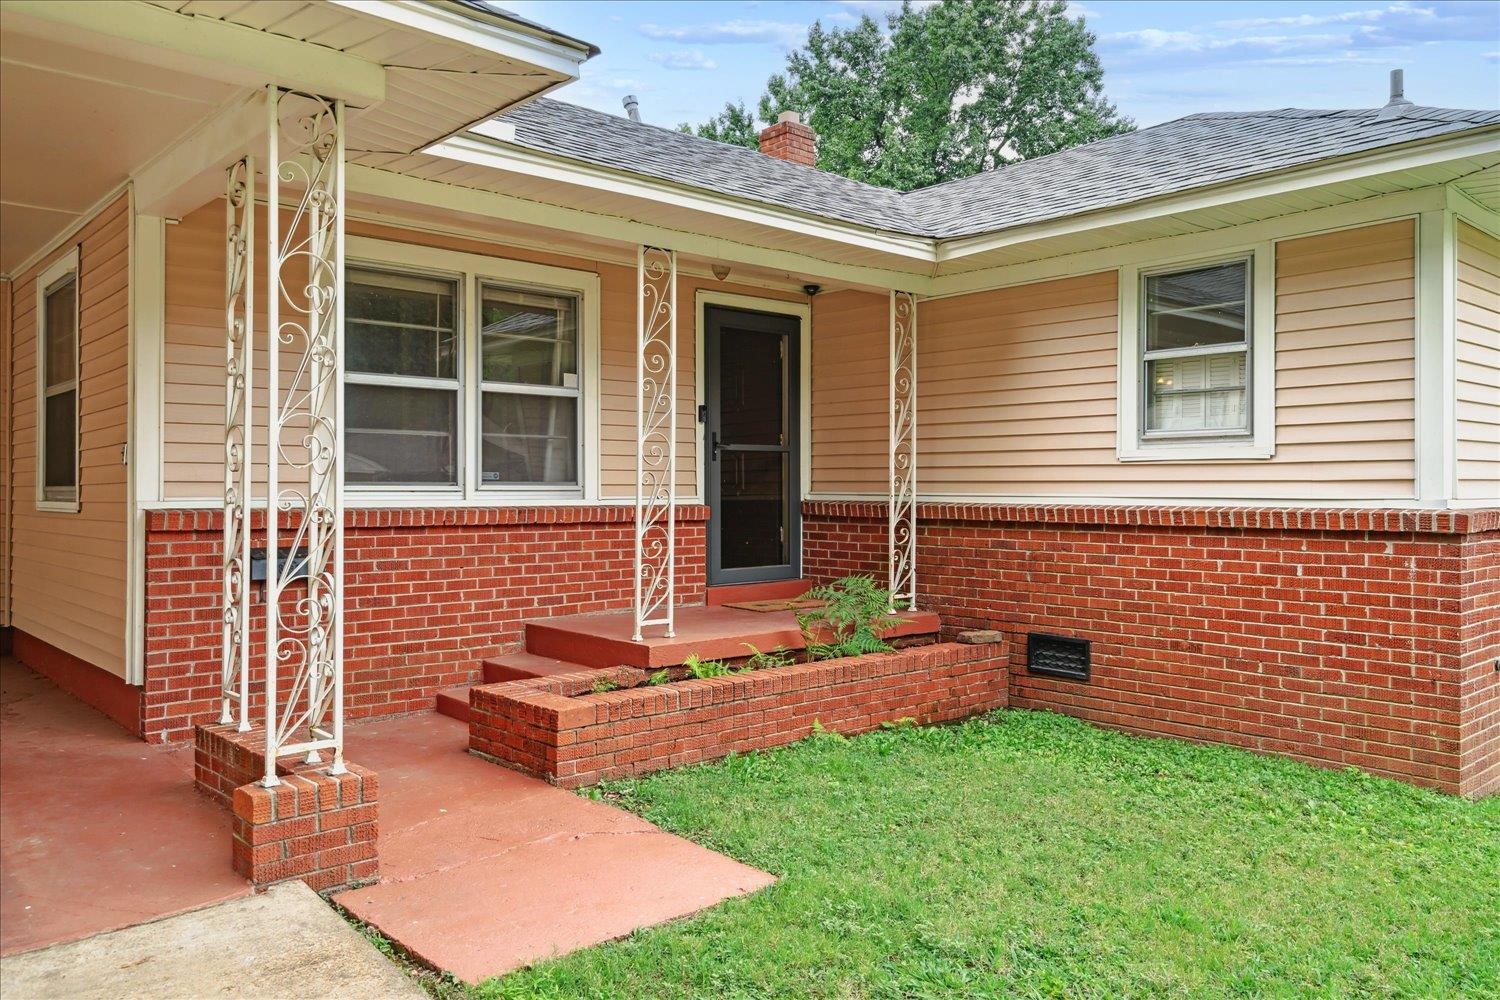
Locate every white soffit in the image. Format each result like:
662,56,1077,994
1,0,594,275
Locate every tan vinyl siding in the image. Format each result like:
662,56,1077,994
1,277,11,628
810,289,889,494
811,219,1417,500
163,203,795,501
7,195,130,675
1456,221,1500,500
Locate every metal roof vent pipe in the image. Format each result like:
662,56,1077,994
1380,69,1413,117
623,94,641,123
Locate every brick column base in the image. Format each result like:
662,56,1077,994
194,724,379,892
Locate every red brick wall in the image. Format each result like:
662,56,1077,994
145,506,708,744
470,641,1009,787
1459,531,1500,798
804,502,1500,797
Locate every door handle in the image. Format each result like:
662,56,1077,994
711,430,720,462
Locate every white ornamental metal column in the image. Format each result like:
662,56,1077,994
889,290,917,612
260,86,346,784
633,246,677,640
221,157,254,731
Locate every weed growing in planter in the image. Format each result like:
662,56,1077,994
647,669,671,686
798,575,902,660
743,644,795,669
590,679,622,694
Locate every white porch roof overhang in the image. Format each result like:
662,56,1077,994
0,0,595,277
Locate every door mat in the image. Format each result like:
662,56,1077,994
722,598,827,613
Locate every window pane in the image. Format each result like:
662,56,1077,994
719,327,785,447
720,451,787,570
1146,354,1247,434
1145,261,1247,352
345,383,457,485
44,277,76,389
481,392,578,485
481,285,578,387
44,389,76,490
346,268,457,379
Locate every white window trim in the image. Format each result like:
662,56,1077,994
1117,243,1275,462
346,236,601,504
36,247,81,512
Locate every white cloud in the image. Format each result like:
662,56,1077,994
638,19,809,47
647,49,718,71
1214,4,1417,29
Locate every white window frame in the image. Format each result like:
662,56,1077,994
345,262,467,494
346,236,601,505
476,280,584,493
36,248,81,512
1117,243,1275,462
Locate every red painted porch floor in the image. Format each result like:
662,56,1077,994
0,657,771,982
335,710,774,984
0,656,249,957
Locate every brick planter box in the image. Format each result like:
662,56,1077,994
469,640,1008,787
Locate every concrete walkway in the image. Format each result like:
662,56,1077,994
0,882,424,1000
336,711,775,984
0,658,248,956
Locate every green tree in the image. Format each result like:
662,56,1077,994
685,0,1132,190
679,100,759,147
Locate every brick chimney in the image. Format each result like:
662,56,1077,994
758,111,817,167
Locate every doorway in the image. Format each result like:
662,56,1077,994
703,305,801,585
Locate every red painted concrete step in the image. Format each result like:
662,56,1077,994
705,578,815,606
482,652,590,684
435,686,472,723
524,605,941,671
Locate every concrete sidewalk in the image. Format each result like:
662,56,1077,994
0,882,423,1000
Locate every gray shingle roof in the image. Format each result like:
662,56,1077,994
495,99,1499,241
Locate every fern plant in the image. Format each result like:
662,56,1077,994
797,575,901,660
683,653,731,679
589,678,622,694
647,668,672,686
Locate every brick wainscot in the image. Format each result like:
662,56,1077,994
144,505,709,743
469,640,1010,788
803,503,1500,799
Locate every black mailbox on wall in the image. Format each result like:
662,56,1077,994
249,546,311,584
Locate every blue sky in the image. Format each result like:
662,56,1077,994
503,1,1500,129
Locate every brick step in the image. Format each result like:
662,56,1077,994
435,686,472,723
482,651,591,684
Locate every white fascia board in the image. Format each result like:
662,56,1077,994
935,127,1500,265
330,1,590,80
439,130,937,264
133,89,267,218
348,163,937,293
2,0,386,104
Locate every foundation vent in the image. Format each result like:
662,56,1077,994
1026,633,1091,681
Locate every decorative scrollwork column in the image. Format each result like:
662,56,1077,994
221,156,254,730
261,86,346,784
889,290,917,612
634,245,677,641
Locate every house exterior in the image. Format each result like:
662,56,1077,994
1,1,1497,800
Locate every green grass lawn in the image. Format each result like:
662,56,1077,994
476,711,1498,1000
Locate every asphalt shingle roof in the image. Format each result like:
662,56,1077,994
496,98,1499,241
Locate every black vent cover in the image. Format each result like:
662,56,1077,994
1027,633,1090,681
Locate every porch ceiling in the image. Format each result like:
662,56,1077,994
0,0,594,277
